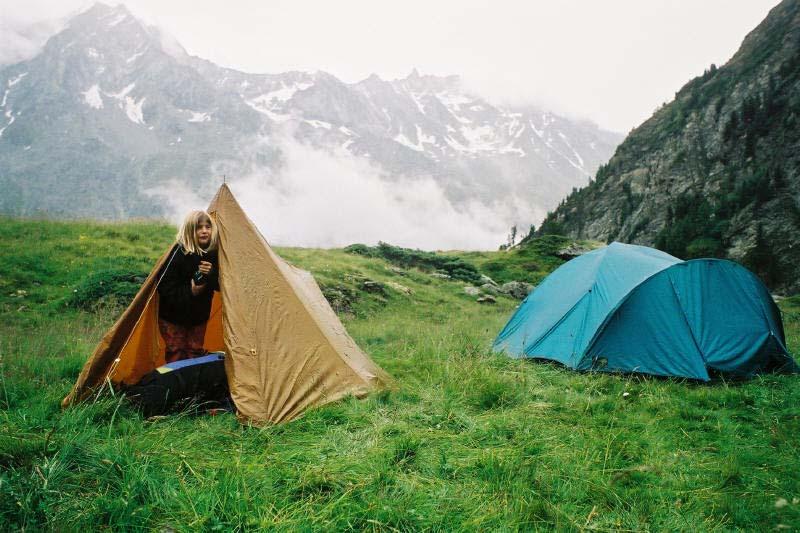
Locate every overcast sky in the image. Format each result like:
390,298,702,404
1,0,782,132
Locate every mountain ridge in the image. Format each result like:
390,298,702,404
0,2,621,236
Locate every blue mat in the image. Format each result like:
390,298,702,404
157,352,225,374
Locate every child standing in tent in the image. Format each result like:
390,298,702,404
157,210,219,363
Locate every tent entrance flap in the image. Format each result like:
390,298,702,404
110,292,225,386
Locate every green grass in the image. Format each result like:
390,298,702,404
1,219,799,531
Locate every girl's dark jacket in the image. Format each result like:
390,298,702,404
157,244,219,327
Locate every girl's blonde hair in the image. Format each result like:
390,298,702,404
176,210,218,255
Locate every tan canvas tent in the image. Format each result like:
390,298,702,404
63,184,391,424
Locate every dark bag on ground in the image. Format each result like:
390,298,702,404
122,353,230,417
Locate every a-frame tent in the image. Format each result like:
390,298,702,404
63,184,392,423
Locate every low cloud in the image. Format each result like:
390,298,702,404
142,179,209,228
0,5,82,67
1,20,58,66
146,133,531,251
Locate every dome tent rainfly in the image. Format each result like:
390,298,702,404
63,184,392,423
493,242,798,380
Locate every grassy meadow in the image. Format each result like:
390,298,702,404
0,218,799,531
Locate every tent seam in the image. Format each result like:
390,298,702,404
582,261,684,363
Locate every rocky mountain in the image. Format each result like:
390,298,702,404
538,0,800,293
0,3,621,228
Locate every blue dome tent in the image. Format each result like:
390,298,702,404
493,242,797,380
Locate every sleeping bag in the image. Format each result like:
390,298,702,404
122,352,230,417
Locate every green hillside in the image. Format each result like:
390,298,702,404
1,219,798,531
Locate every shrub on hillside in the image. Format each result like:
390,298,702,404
344,242,482,284
686,237,724,258
63,268,147,310
342,243,375,257
519,235,573,257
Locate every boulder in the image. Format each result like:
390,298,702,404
480,274,498,287
463,286,482,296
431,272,452,280
386,265,407,276
387,281,412,295
500,281,534,300
344,273,387,295
480,283,501,295
477,295,497,304
362,280,387,295
556,243,594,260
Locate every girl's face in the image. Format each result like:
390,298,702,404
196,219,212,248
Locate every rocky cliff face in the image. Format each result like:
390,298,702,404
539,0,800,293
0,3,621,228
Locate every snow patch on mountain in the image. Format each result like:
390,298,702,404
409,92,426,115
8,73,27,86
305,119,332,129
187,111,211,122
460,124,498,153
126,50,146,63
417,125,436,145
123,96,145,124
246,96,291,122
82,84,103,108
393,125,438,153
499,144,526,157
558,132,584,168
394,132,424,152
444,135,470,152
0,109,16,138
107,12,128,27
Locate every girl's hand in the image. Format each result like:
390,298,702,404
198,261,213,275
191,278,206,296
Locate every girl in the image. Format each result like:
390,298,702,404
157,210,220,363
